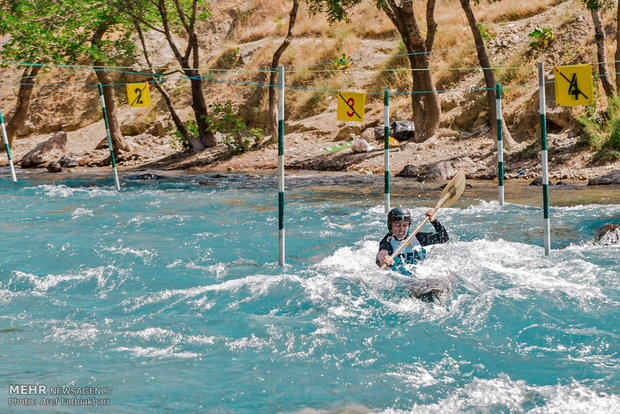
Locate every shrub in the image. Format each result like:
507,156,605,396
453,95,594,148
577,97,620,162
204,100,264,154
170,120,195,152
528,25,555,48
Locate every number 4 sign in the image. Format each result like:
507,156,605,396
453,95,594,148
126,82,152,107
336,91,365,122
554,65,593,106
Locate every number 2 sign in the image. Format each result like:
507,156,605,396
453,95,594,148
126,82,152,107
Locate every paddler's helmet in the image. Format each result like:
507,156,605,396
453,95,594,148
387,207,411,232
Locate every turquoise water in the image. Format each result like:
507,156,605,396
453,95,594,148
0,170,618,413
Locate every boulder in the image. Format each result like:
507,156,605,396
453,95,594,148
460,124,491,140
59,155,78,168
21,132,67,168
588,169,620,185
397,157,476,180
46,161,62,173
426,161,456,181
427,157,475,181
396,164,424,178
596,224,620,245
529,176,543,186
360,127,376,142
334,124,362,141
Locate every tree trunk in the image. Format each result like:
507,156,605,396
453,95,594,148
268,0,299,144
384,0,441,140
187,69,216,149
591,9,616,98
615,0,620,93
91,25,127,152
153,80,204,150
5,66,41,147
93,68,128,152
155,1,216,151
133,20,198,150
460,0,517,149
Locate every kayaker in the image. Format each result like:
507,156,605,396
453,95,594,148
376,207,449,273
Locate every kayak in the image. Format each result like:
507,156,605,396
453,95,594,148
406,278,450,302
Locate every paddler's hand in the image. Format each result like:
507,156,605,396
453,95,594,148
377,249,394,268
380,256,394,267
425,209,437,222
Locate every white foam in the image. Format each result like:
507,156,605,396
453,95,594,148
380,375,619,413
48,323,100,345
71,207,94,219
34,184,116,198
227,334,270,351
113,346,198,359
10,267,110,292
101,245,158,263
123,273,304,312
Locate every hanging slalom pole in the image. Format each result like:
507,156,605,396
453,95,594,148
538,63,551,255
496,84,504,206
97,83,121,191
278,66,285,266
384,87,390,213
0,108,17,182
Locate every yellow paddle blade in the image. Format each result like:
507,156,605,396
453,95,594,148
437,170,466,209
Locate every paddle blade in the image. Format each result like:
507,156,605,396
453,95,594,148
437,170,466,209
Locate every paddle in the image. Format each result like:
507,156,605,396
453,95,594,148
381,170,466,269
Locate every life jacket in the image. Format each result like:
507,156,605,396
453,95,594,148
388,233,426,273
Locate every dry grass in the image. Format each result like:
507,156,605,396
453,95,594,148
471,0,567,23
199,0,586,128
366,42,412,100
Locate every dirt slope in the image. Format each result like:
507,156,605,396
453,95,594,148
1,0,619,181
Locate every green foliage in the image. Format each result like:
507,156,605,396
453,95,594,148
577,98,620,162
215,48,241,70
477,23,494,41
332,53,353,70
0,0,77,64
170,120,195,151
0,0,137,69
305,0,362,23
514,140,539,160
204,101,264,154
528,24,555,48
580,0,613,11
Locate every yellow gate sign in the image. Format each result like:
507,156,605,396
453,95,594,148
554,65,593,106
336,91,365,122
126,82,152,107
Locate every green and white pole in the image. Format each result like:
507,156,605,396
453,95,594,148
278,66,285,266
0,109,17,182
384,87,390,213
538,62,551,255
496,84,504,206
97,83,120,191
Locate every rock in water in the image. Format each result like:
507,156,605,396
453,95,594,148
596,224,620,245
46,161,62,173
407,278,450,302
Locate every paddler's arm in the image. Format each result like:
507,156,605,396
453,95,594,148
376,234,394,267
416,209,449,246
376,249,394,267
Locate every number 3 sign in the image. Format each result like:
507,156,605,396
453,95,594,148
336,91,365,122
126,82,152,107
